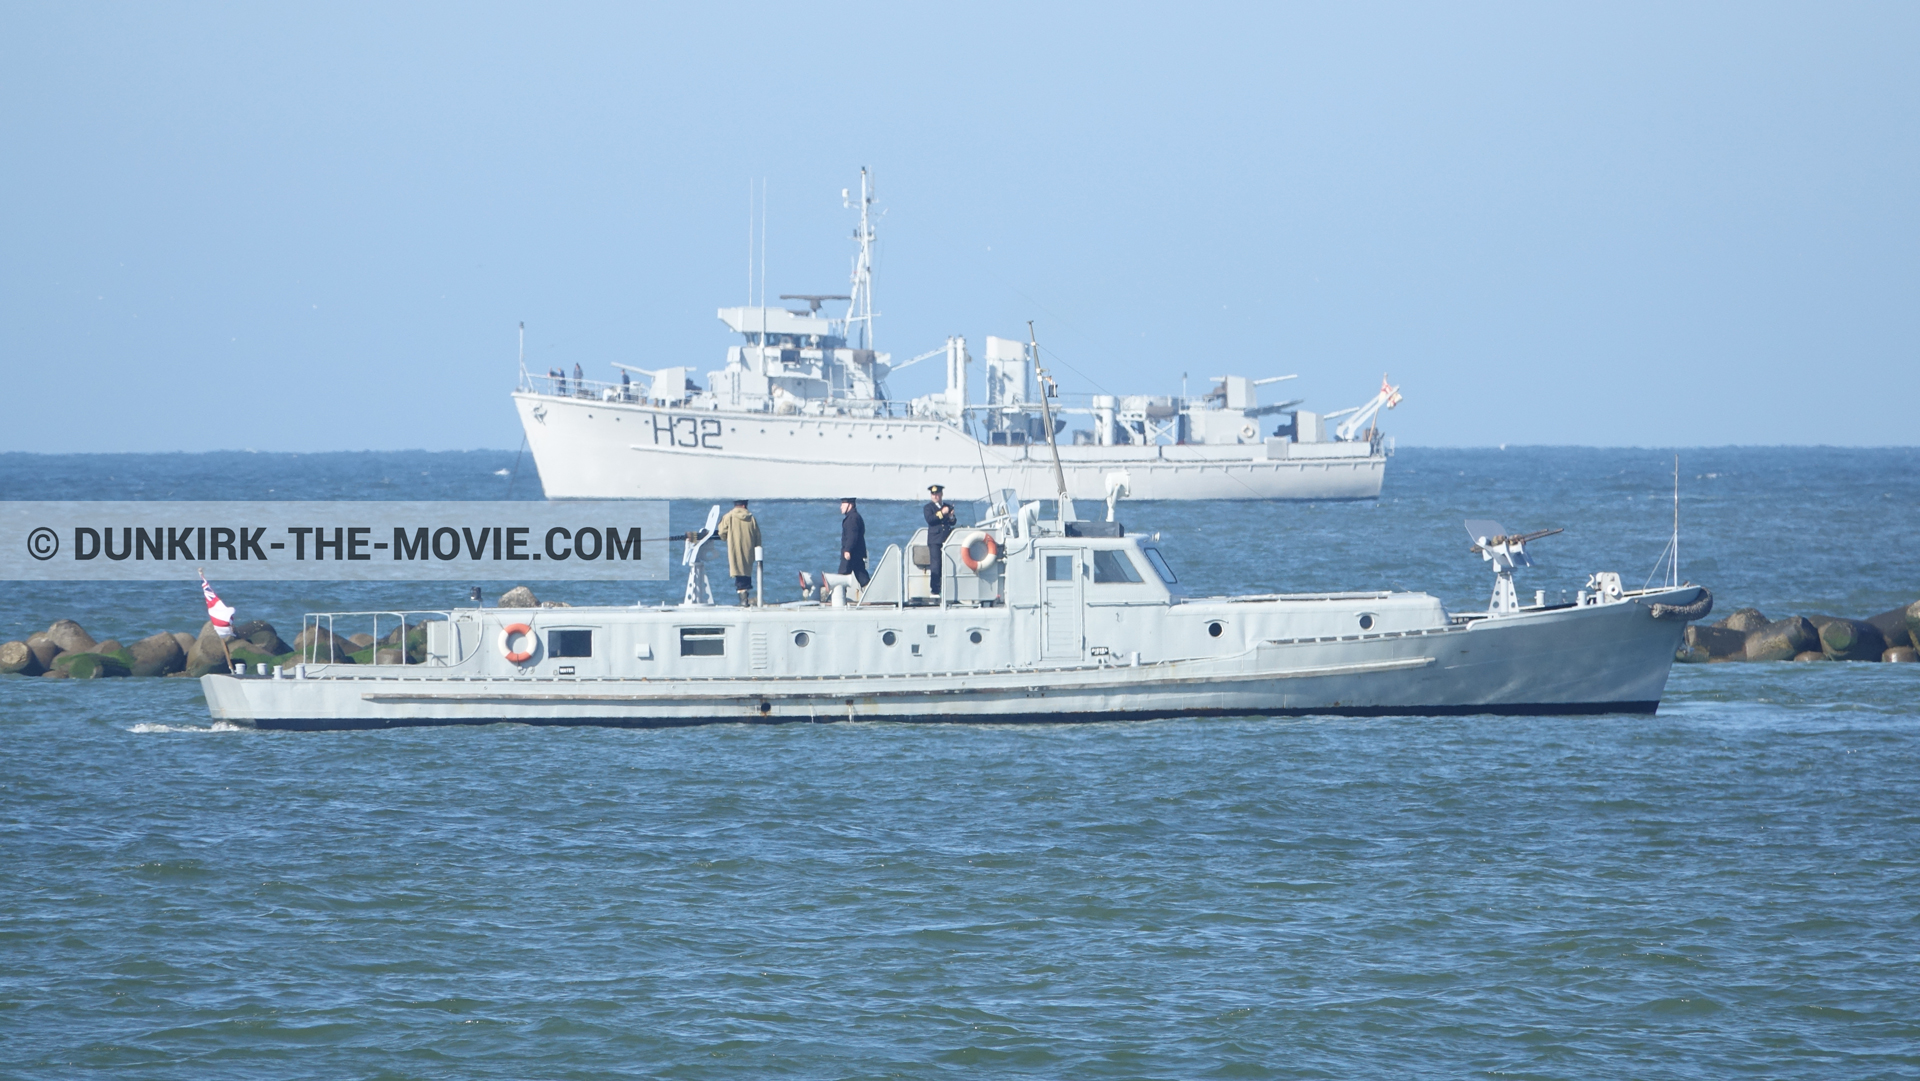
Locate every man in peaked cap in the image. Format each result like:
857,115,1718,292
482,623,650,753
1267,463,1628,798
839,498,869,587
922,484,957,597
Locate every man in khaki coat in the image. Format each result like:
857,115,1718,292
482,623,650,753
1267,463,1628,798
717,500,762,605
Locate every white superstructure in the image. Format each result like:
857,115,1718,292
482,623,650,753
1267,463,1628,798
514,170,1401,502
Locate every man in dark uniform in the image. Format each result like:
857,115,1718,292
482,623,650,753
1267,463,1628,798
923,484,957,596
839,498,869,587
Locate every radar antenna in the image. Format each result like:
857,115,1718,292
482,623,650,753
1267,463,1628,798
778,294,851,314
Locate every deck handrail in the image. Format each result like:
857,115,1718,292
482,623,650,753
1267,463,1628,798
301,609,464,667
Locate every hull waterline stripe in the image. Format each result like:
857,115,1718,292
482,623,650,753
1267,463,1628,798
353,656,1437,705
246,700,1665,731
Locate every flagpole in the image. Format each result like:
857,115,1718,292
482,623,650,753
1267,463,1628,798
201,567,236,672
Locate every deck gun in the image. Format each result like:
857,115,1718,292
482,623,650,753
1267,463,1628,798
1466,520,1563,615
681,505,723,606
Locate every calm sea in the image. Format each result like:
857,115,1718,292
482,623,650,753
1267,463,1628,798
2,447,1916,1078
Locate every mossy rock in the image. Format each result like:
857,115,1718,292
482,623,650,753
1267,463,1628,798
56,651,133,679
351,640,426,666
379,626,430,651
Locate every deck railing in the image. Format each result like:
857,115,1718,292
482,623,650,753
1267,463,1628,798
300,610,467,667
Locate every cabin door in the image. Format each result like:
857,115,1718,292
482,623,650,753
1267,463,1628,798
1041,551,1084,660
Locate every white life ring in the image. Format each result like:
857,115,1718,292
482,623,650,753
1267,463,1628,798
958,530,1000,571
499,623,535,664
1240,422,1258,440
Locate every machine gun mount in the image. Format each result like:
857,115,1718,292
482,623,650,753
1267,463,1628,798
1465,520,1563,615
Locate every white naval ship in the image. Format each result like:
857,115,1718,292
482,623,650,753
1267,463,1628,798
512,170,1402,503
202,480,1711,731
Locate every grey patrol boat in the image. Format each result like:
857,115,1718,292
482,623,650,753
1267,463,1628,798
202,476,1712,732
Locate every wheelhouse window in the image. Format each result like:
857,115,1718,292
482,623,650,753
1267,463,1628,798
1092,549,1143,584
1141,546,1178,584
549,629,593,658
679,627,725,656
1045,555,1074,581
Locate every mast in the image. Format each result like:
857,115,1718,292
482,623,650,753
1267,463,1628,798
1029,322,1074,519
759,178,767,350
843,168,876,350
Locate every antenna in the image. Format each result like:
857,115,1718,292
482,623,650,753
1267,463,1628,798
843,168,877,350
516,321,527,391
758,177,768,355
1671,454,1680,588
746,179,754,308
1029,321,1074,520
779,294,850,314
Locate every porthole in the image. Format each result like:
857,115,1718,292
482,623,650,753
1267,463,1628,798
1358,614,1375,631
1207,621,1224,638
881,630,897,646
793,631,811,647
968,630,983,645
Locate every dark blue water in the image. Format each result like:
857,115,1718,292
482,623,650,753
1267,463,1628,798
4,447,1917,1078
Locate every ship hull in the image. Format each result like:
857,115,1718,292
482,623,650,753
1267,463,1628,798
514,392,1386,502
203,590,1691,731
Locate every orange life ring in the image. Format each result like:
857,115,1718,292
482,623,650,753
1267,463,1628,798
499,623,535,664
958,530,1000,571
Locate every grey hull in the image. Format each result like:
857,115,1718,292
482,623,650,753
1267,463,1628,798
205,592,1690,731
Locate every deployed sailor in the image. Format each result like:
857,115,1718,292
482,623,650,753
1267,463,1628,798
717,499,762,606
923,484,957,596
839,498,869,587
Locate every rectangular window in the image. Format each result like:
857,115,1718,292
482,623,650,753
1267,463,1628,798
1045,554,1074,581
1141,547,1178,584
548,629,593,658
1092,549,1143,584
679,627,725,656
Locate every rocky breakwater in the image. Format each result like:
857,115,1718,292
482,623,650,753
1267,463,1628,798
1,617,309,679
2,588,559,680
1677,600,1920,665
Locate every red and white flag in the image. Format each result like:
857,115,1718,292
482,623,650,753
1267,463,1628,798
1381,375,1403,410
199,572,235,638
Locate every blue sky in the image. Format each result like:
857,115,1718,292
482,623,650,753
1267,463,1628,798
3,2,1914,451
